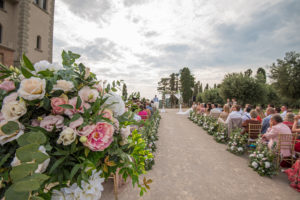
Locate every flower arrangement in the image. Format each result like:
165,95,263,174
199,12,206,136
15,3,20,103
0,51,153,200
248,138,277,176
207,118,219,136
197,115,205,126
213,124,228,143
227,128,248,155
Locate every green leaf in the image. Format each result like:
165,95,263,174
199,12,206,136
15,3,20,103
42,97,51,110
16,143,39,162
70,113,81,123
70,164,81,181
38,70,54,77
22,54,35,71
13,174,49,192
21,66,34,78
58,104,73,109
1,121,19,135
10,163,38,181
5,186,29,200
76,96,82,109
49,157,65,174
0,153,11,167
31,197,45,200
31,151,49,164
51,90,64,97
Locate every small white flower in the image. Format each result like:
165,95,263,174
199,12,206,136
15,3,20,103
238,147,243,152
265,162,271,168
252,161,258,169
259,154,264,158
57,127,76,146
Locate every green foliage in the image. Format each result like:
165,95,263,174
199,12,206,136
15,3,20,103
200,88,224,104
220,72,266,105
122,83,128,100
1,121,19,135
180,67,194,104
270,51,300,102
255,67,267,84
227,129,248,155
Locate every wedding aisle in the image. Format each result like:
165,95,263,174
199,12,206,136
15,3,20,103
101,109,299,200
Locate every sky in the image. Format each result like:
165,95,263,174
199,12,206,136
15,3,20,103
53,0,300,99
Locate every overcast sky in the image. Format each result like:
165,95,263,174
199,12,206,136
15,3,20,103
53,0,300,99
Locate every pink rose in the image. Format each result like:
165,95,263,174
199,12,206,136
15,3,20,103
99,109,113,121
77,124,96,136
0,80,15,92
51,97,68,115
3,92,18,104
84,122,114,151
64,97,91,117
40,115,64,132
69,117,83,129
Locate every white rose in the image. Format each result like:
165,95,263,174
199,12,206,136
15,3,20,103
1,100,27,121
103,92,125,116
53,80,74,92
18,77,46,100
0,121,24,145
237,147,243,152
265,162,271,169
57,127,76,145
34,60,63,72
78,86,99,103
251,161,258,169
11,146,50,173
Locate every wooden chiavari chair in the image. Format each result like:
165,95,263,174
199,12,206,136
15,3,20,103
248,123,262,145
276,133,297,169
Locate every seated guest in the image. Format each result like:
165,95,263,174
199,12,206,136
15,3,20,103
210,103,221,115
275,107,281,114
138,105,149,120
241,110,261,136
280,105,288,119
262,114,292,157
217,104,223,112
218,104,230,124
265,104,274,116
283,113,295,130
241,106,252,123
292,114,300,152
262,107,275,134
205,103,212,116
225,104,242,124
196,103,205,115
255,106,265,123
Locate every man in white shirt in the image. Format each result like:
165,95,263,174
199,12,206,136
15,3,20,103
226,105,242,124
241,107,252,122
280,105,287,119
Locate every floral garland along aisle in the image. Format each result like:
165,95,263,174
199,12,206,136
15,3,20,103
0,51,161,200
188,111,277,177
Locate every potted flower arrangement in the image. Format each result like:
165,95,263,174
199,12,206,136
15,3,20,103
213,124,228,143
0,51,153,200
227,128,247,155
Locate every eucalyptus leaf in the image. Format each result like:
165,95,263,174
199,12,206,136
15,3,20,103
16,143,39,162
13,174,49,192
10,163,38,181
1,121,19,135
5,186,29,200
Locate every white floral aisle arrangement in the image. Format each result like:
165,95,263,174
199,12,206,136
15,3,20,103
248,138,277,176
197,115,205,126
213,124,228,144
227,128,248,155
206,117,219,135
0,51,153,200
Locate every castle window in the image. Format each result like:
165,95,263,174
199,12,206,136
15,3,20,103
36,35,41,50
0,0,4,9
42,0,47,10
0,24,2,44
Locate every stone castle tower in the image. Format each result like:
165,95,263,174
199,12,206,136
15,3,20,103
0,0,55,66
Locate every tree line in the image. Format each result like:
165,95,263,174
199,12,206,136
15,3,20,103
157,51,300,108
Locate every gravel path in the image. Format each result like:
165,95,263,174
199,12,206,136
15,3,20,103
101,109,299,200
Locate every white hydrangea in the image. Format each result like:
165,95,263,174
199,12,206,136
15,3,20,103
252,161,258,169
34,60,63,72
258,154,264,158
103,92,125,116
265,162,271,169
237,147,243,152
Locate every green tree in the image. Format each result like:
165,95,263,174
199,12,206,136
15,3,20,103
270,51,300,101
256,67,267,84
193,81,200,98
199,83,203,93
244,68,253,77
201,88,224,104
204,83,209,91
220,72,266,105
169,73,177,107
180,67,194,105
122,83,128,100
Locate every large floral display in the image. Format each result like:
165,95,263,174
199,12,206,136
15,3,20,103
0,51,154,200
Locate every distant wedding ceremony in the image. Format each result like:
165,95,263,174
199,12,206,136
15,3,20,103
0,0,300,200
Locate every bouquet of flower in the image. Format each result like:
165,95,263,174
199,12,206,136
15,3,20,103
197,115,205,126
207,118,219,136
227,128,248,155
249,138,277,176
0,51,153,200
213,124,228,143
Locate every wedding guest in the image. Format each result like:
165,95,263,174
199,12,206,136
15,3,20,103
265,104,274,116
217,104,223,112
281,105,288,119
205,103,212,115
283,113,295,130
226,98,232,107
262,107,275,134
275,107,281,114
210,103,221,115
262,114,292,157
192,102,197,111
241,106,252,123
153,95,159,110
232,98,237,105
218,104,230,124
225,105,242,124
241,110,260,136
255,106,265,123
196,103,205,115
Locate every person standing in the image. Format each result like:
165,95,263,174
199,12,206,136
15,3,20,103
153,95,159,110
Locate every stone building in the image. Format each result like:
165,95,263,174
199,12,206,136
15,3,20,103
0,0,55,66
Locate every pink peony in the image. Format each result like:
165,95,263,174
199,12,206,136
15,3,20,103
0,80,15,92
84,122,114,151
69,117,83,129
3,92,18,104
64,97,91,117
40,115,64,132
99,109,113,121
77,124,96,136
51,97,68,115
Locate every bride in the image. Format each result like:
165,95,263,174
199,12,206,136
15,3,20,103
177,102,197,115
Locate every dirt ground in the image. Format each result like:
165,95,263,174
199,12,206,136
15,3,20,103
101,109,299,200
